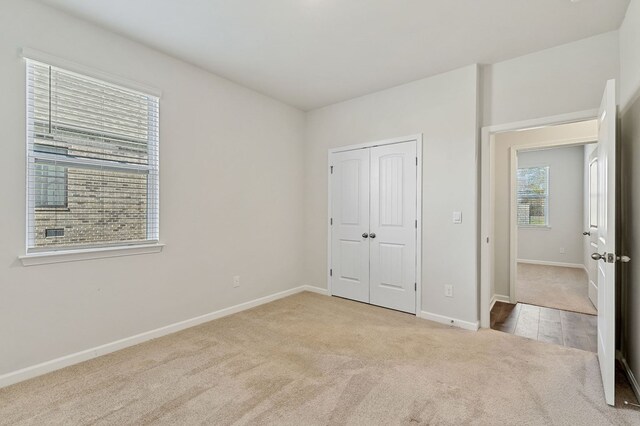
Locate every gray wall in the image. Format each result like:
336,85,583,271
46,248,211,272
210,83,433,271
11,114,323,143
482,31,619,127
620,0,640,109
304,65,480,324
517,146,586,266
0,0,306,376
621,95,640,395
619,0,640,395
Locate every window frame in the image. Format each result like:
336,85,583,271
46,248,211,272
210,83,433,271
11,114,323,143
20,49,163,264
516,165,550,228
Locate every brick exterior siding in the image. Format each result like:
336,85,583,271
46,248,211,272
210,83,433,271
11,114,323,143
34,168,148,247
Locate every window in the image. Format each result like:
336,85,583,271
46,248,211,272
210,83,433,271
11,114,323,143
516,166,549,227
26,60,159,251
34,144,67,208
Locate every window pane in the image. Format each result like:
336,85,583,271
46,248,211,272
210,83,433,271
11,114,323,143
32,166,149,248
31,64,154,165
34,143,68,209
517,166,549,226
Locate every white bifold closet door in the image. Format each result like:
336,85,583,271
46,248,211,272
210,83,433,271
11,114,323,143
331,141,417,314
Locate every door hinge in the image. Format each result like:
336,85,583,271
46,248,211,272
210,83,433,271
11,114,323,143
415,219,417,229
415,283,417,291
416,157,418,166
330,218,333,225
330,165,333,174
330,268,333,276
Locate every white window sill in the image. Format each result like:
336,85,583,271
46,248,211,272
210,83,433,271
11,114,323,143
19,243,164,266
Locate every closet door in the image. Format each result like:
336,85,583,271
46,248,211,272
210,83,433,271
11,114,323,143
369,141,417,313
330,149,370,303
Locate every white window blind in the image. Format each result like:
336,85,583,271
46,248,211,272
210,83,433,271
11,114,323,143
516,166,549,227
26,60,159,251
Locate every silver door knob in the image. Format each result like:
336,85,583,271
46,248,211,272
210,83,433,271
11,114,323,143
591,252,606,261
362,233,368,238
619,255,631,263
369,233,376,239
583,231,591,236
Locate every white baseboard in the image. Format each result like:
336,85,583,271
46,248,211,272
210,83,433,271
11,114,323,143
0,285,326,389
490,294,511,311
303,285,329,295
517,259,586,269
418,310,479,331
617,351,640,402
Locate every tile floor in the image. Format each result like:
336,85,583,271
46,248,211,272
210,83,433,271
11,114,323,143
491,301,597,352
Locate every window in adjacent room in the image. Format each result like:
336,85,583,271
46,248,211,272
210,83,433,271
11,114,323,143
34,144,68,209
26,60,159,251
516,166,549,227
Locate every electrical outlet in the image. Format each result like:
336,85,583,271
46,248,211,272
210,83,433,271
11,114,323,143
233,275,240,288
560,247,566,254
445,284,453,298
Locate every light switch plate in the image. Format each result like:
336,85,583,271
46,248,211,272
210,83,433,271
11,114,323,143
452,211,462,224
445,284,454,297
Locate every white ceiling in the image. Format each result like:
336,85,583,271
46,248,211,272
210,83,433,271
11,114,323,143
39,0,630,111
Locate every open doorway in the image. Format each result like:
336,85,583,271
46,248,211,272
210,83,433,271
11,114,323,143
488,119,599,351
515,143,598,316
482,81,627,407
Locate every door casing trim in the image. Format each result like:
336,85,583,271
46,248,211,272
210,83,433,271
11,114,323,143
480,110,598,328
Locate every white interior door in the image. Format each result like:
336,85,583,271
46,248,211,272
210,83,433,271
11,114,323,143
330,149,370,303
593,79,617,406
369,142,417,314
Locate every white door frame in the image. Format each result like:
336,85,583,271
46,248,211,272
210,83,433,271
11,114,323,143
508,137,597,303
327,134,423,315
480,111,598,328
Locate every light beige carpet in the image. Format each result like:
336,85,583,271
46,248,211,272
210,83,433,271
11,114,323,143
517,263,597,315
1,292,638,425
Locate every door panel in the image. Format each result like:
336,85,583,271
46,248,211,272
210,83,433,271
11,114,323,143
594,79,616,406
378,243,404,289
588,152,598,309
339,240,364,281
331,149,370,303
369,142,417,313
